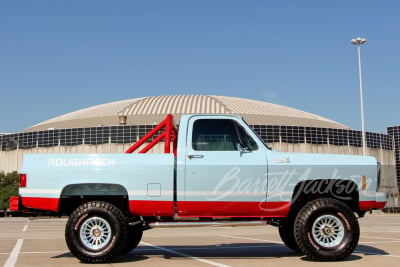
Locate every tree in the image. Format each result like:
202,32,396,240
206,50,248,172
0,172,19,210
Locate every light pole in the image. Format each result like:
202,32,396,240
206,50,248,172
351,37,367,156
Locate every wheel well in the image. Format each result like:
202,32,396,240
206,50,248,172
290,179,359,214
59,183,129,215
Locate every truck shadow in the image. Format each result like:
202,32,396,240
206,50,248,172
52,243,388,263
300,244,389,262
115,243,387,263
52,252,150,263
115,242,300,263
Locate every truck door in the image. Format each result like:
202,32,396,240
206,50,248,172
178,116,268,217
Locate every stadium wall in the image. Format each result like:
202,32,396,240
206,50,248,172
1,126,398,207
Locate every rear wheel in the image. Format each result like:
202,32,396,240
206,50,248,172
294,198,359,261
65,201,127,263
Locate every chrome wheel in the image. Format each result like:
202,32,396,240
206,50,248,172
311,214,344,248
80,216,112,251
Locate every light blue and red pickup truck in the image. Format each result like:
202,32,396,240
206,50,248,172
17,114,386,262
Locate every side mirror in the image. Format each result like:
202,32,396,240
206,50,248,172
236,143,252,153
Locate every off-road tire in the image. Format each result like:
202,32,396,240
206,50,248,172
279,218,301,252
65,201,128,263
294,198,359,261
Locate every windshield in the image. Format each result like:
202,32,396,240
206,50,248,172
241,118,272,150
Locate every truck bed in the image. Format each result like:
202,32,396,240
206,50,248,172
19,153,175,214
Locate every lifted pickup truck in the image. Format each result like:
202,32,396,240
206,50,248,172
18,114,386,262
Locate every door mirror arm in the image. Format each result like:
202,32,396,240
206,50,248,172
236,143,252,153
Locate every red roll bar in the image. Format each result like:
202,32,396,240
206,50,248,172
125,114,177,156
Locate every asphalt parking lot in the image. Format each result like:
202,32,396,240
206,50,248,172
1,213,399,267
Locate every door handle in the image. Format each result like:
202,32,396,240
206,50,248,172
188,155,204,159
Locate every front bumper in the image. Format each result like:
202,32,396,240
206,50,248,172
359,192,387,211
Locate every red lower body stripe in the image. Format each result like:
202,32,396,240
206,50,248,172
177,201,290,217
19,197,385,216
21,197,60,212
359,201,386,210
129,200,174,216
128,200,291,217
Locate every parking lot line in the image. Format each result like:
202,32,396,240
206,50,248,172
140,241,232,267
4,239,23,267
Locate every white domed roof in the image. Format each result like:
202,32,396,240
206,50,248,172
24,95,349,131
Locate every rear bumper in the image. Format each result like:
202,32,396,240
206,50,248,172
9,196,20,211
375,192,388,209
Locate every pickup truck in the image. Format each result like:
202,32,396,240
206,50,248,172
17,114,386,263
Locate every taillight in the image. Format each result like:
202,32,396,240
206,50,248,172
19,174,27,187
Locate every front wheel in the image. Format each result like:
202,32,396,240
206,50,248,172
294,198,359,261
65,201,128,263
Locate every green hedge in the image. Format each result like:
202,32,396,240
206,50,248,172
0,172,19,210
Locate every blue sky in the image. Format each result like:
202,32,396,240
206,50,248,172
1,0,399,133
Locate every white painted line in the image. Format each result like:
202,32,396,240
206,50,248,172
219,234,283,245
22,224,28,232
141,242,231,267
4,239,23,267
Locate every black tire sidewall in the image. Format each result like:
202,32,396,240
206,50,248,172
123,223,144,253
279,218,301,252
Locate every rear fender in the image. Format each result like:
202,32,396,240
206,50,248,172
59,183,129,215
61,183,128,196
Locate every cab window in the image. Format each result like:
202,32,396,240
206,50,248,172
192,119,257,151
